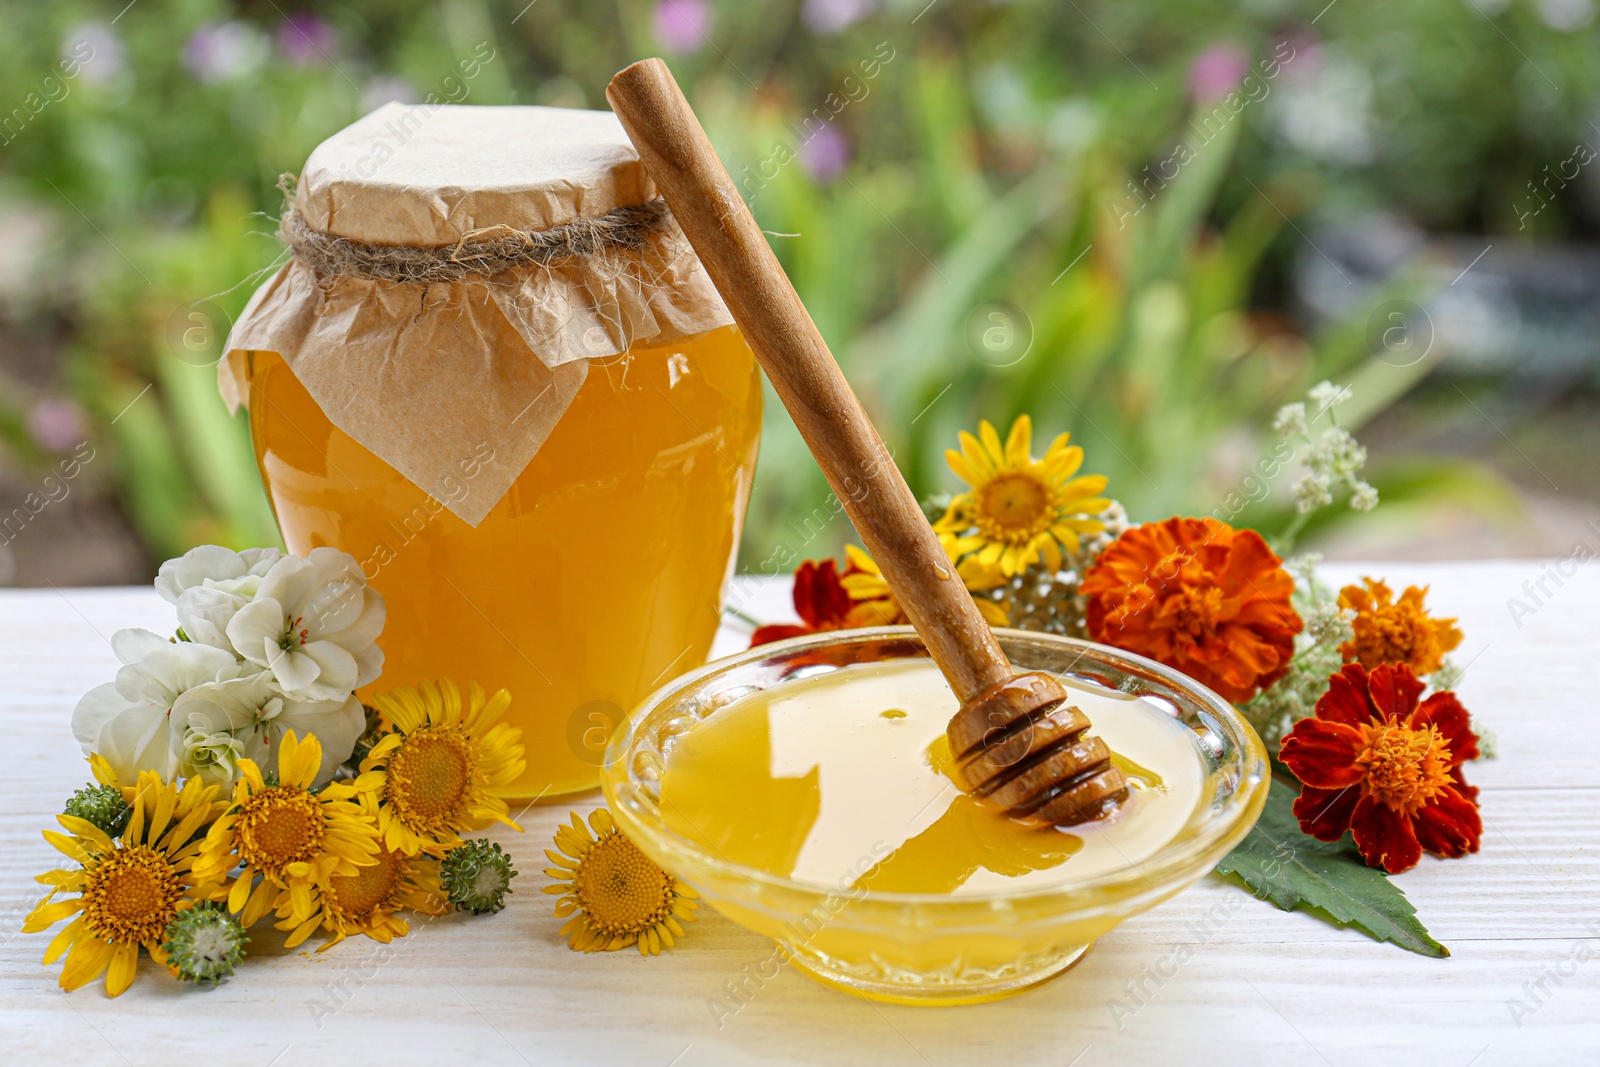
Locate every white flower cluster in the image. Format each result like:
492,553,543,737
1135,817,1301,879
1274,381,1379,516
72,546,385,788
1241,552,1355,749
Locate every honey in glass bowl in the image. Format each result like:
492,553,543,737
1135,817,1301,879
604,629,1268,1004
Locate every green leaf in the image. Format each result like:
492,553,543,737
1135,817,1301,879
1215,777,1448,958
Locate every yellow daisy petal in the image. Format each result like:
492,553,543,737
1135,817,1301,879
944,450,982,489
89,753,119,788
957,432,997,481
43,916,84,965
1040,535,1063,573
284,913,322,949
1060,474,1109,500
1004,414,1032,465
978,420,1005,465
240,759,265,792
292,731,325,789
56,815,116,855
24,898,83,932
58,930,113,991
105,941,139,998
227,868,254,914
145,777,178,845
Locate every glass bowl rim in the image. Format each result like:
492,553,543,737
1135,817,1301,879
602,625,1269,910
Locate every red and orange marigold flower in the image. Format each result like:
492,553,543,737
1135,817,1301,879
1280,662,1481,874
1338,578,1462,676
749,559,856,646
1080,516,1302,703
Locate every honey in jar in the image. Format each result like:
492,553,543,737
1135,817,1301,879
222,104,761,798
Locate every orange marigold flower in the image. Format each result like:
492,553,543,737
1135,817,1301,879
1280,662,1481,874
1338,578,1462,676
750,559,856,647
1081,516,1302,703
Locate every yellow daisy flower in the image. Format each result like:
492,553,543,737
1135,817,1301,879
935,415,1111,576
193,731,379,929
839,543,1010,627
279,797,446,952
25,769,226,997
543,809,697,956
358,679,525,856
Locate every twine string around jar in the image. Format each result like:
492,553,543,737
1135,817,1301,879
276,174,674,285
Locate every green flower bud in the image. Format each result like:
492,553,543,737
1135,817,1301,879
162,903,248,987
63,783,130,839
440,839,518,915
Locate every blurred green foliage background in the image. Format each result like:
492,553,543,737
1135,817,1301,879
0,0,1595,578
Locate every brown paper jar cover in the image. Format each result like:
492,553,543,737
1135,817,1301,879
219,102,734,526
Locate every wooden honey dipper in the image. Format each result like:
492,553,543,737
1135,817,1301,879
607,60,1128,828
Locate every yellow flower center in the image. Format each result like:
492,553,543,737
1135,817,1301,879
81,845,185,944
236,787,325,877
325,846,404,925
385,727,474,831
573,832,674,936
974,471,1054,542
1358,722,1453,815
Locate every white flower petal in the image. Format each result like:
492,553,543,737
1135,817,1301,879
261,549,363,613
236,726,272,769
155,545,252,604
255,555,316,614
110,628,169,666
238,547,283,576
172,673,277,734
281,640,357,702
301,580,365,637
328,585,386,653
114,642,240,707
176,586,249,652
268,695,365,786
97,702,179,782
72,682,137,752
227,597,287,669
265,645,324,695
351,643,384,691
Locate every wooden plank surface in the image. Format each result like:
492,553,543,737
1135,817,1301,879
1,561,1596,1066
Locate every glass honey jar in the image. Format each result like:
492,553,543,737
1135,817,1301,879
222,104,762,799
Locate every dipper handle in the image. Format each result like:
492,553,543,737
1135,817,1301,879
608,60,1128,826
607,58,1011,702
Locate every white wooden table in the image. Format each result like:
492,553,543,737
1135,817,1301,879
2,562,1596,1066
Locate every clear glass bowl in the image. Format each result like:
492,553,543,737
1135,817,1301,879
601,627,1268,1005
